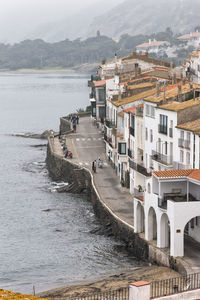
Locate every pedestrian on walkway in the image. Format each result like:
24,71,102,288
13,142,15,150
92,160,96,173
76,115,79,125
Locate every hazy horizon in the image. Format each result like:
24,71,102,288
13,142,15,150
0,0,124,43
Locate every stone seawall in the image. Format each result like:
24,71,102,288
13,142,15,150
46,138,187,275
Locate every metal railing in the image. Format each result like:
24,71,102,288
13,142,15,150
69,287,129,300
158,124,167,135
129,159,151,177
173,161,192,170
152,150,173,165
151,273,200,299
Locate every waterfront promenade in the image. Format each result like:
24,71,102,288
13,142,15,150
51,116,200,275
56,117,134,226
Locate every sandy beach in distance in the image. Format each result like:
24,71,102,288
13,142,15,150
38,266,179,299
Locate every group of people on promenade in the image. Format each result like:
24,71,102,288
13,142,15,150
68,114,79,133
92,157,102,173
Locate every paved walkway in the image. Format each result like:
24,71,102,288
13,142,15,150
64,117,134,226
52,116,200,274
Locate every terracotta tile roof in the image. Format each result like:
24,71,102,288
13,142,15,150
178,32,200,40
0,289,49,300
128,82,155,90
130,281,150,287
153,169,200,181
188,170,200,181
177,118,200,134
136,40,168,49
153,169,194,178
145,83,192,104
158,98,200,112
190,52,199,57
111,88,156,107
94,80,106,87
124,107,136,114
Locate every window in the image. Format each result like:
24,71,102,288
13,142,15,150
150,129,153,142
180,150,184,163
180,130,184,140
186,132,191,142
159,114,168,134
98,88,105,102
146,104,150,116
186,152,190,165
118,143,126,155
145,128,148,141
151,106,155,118
165,142,168,155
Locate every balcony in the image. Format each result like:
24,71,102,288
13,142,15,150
106,120,116,129
130,126,135,137
134,188,144,201
158,124,167,135
169,127,173,138
129,159,151,177
152,150,173,165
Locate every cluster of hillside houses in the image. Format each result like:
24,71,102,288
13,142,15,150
89,48,200,258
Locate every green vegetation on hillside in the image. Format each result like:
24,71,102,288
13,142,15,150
0,29,194,71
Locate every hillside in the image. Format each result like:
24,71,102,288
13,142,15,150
87,0,200,38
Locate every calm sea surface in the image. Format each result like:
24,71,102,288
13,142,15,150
0,72,144,294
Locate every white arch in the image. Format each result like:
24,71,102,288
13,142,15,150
160,213,170,248
169,201,200,257
148,207,157,241
136,202,145,233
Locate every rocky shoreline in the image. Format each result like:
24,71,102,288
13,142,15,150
38,266,179,299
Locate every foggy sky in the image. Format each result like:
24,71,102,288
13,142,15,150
0,0,124,43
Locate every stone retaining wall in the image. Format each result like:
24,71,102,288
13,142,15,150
46,138,187,274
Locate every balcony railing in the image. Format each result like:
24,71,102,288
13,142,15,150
129,159,151,177
152,150,173,165
106,120,116,128
130,126,135,136
158,124,167,135
134,188,144,201
169,127,173,138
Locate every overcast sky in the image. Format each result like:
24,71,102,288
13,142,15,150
0,0,124,43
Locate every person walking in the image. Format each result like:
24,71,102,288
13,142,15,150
76,115,79,125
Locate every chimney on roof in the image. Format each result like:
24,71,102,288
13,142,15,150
149,39,151,44
172,73,177,84
118,90,122,101
156,82,160,97
178,84,182,102
114,53,117,62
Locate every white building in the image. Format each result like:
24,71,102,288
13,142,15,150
136,39,169,55
178,31,200,48
134,169,200,257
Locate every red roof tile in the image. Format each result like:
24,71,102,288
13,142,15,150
130,281,150,287
94,80,106,87
188,170,200,181
153,169,194,178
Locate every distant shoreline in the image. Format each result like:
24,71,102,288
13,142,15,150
0,63,98,75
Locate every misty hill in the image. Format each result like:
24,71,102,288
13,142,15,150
87,0,200,38
0,29,192,71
